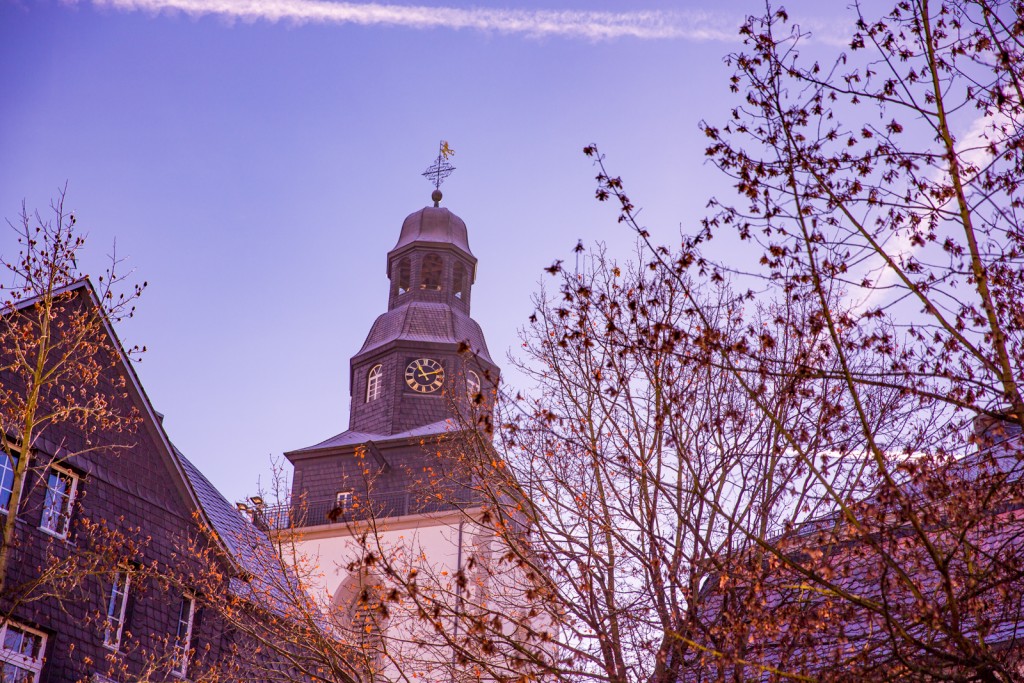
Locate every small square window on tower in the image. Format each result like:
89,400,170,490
327,490,356,524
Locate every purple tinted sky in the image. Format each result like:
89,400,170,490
0,0,856,504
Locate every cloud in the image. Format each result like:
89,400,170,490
85,0,741,41
855,110,1009,312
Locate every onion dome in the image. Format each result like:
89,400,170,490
390,206,473,258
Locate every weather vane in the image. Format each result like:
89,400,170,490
422,140,455,206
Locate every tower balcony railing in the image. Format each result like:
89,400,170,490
253,490,467,531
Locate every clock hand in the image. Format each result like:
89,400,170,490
414,361,428,380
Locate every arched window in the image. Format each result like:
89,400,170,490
420,254,443,291
332,572,390,656
396,258,411,295
453,261,466,300
366,365,383,402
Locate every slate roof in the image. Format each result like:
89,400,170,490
176,448,260,570
353,301,493,364
768,431,1024,546
391,206,473,257
10,279,308,619
175,447,303,614
691,428,1024,680
6,280,208,523
288,419,453,455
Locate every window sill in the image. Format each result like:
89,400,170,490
37,525,70,541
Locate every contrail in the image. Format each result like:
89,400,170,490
86,0,739,41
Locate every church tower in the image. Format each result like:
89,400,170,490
347,196,498,436
281,174,499,527
270,154,541,683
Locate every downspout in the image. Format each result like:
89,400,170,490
451,520,464,683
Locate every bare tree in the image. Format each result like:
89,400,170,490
562,0,1024,679
220,4,1024,681
0,191,368,682
354,2,1024,681
0,187,144,597
300,246,827,683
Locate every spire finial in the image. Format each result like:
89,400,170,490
422,140,455,207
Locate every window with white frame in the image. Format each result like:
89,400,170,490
39,466,78,537
103,571,130,650
0,449,19,513
366,364,383,403
172,595,195,678
0,620,46,683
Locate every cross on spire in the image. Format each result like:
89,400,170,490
422,141,455,206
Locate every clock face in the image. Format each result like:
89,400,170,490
466,370,481,400
405,358,445,393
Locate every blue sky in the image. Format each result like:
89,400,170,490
0,0,858,504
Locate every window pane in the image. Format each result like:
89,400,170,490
1,622,45,683
104,572,130,648
174,596,194,674
22,634,39,659
0,452,17,512
1,662,34,683
3,628,38,660
40,469,75,536
366,365,383,403
2,628,19,653
176,598,193,639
